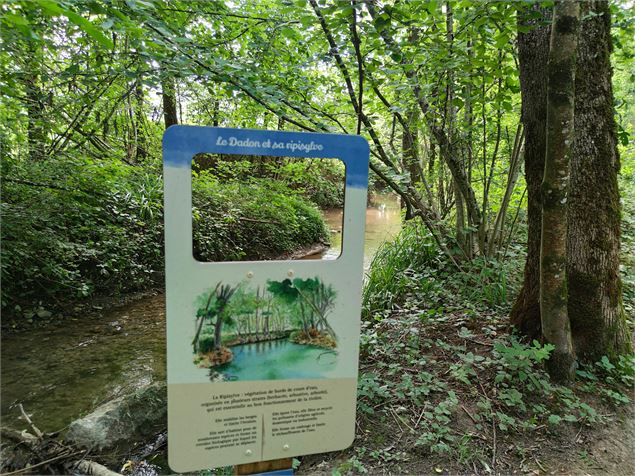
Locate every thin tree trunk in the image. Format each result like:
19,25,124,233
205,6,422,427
445,2,467,255
212,99,220,127
567,0,632,361
464,41,475,258
214,313,223,350
510,4,551,339
25,40,46,161
192,284,219,353
265,298,271,338
402,109,420,184
490,125,524,255
134,79,147,160
454,180,467,253
161,67,178,129
540,0,579,382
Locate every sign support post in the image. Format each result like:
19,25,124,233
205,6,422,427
235,458,293,475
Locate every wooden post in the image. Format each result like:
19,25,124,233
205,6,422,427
235,458,293,475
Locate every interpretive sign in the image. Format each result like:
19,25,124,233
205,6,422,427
163,126,369,472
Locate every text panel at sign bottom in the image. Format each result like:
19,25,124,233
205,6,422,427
168,378,356,470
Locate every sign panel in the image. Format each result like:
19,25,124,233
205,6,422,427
163,126,369,472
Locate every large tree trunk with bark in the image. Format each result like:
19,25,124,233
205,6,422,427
540,0,579,382
510,4,551,339
567,0,632,361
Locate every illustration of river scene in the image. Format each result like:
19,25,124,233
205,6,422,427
192,277,339,381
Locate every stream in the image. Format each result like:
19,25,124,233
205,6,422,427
0,193,401,433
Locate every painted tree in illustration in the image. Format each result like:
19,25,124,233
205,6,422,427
192,283,237,353
267,279,308,332
267,278,337,339
225,284,259,339
292,278,337,337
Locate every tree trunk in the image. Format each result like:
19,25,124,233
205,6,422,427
161,69,178,129
567,0,633,361
25,39,46,162
453,180,466,253
540,0,579,382
134,79,147,160
445,2,468,255
402,109,420,184
510,4,551,339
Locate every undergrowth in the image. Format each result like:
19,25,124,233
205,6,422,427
324,220,635,475
363,221,524,318
1,158,328,323
349,306,634,473
192,172,329,262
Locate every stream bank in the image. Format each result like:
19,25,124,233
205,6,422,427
0,193,401,435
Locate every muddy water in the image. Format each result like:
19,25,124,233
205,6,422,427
0,296,167,432
0,193,401,433
309,193,402,268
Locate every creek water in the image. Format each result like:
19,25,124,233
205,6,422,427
308,193,402,267
0,193,401,433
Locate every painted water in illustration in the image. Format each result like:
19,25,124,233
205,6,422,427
191,277,338,381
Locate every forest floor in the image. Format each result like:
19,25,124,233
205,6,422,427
297,308,635,476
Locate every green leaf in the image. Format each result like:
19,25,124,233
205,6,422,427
1,12,32,36
279,26,297,40
35,0,114,49
548,414,561,425
495,33,509,49
2,13,30,27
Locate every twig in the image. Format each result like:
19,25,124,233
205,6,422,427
388,407,404,433
461,405,479,424
17,405,43,439
534,457,546,473
238,216,282,225
491,413,497,471
390,407,414,433
575,424,584,443
414,409,425,429
475,381,497,472
0,450,83,476
69,444,94,472
73,459,122,476
465,337,495,348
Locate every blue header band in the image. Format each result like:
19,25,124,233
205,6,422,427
163,125,369,189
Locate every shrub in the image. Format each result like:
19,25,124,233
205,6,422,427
192,174,329,262
1,158,329,320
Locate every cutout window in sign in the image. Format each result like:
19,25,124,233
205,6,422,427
190,153,346,262
163,126,370,472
